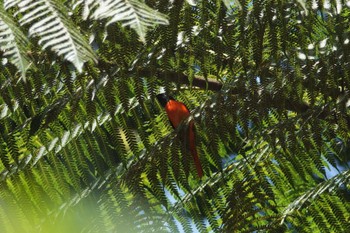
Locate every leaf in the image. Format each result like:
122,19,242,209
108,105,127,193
280,169,350,224
4,0,21,9
0,6,31,80
72,0,99,20
92,0,169,42
10,0,96,72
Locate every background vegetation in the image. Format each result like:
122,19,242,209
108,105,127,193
1,0,350,232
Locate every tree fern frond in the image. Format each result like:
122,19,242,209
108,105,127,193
0,7,30,81
9,0,96,72
72,0,99,20
280,169,350,225
92,0,169,42
3,0,21,9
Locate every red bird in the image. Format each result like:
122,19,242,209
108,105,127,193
156,93,203,178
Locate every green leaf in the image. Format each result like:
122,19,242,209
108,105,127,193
0,6,30,80
92,0,169,42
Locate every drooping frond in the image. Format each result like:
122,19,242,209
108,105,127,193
85,0,169,42
7,0,96,72
0,6,30,80
280,169,350,224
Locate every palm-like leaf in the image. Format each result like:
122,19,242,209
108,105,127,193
91,0,168,42
0,6,30,80
6,0,96,72
280,169,350,224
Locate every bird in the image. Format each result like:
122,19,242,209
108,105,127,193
156,93,203,178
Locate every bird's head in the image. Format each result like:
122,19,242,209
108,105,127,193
156,93,174,107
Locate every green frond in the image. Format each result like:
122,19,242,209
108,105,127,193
0,6,30,80
280,169,350,225
7,0,96,72
91,0,169,42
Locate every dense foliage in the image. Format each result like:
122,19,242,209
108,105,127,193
1,0,350,232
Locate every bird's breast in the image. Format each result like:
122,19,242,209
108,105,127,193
165,100,190,128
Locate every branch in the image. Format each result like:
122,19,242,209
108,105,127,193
138,67,312,111
111,62,348,126
136,68,223,91
148,69,350,125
